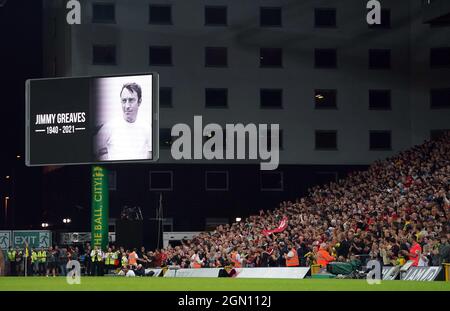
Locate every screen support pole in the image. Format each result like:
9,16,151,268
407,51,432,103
91,166,109,250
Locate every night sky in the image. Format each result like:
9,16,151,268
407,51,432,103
0,0,44,228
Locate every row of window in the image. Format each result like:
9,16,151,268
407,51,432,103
109,170,286,191
92,4,391,28
92,45,450,69
158,129,449,151
157,87,450,109
158,130,394,151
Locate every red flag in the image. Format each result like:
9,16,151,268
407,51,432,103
262,216,288,236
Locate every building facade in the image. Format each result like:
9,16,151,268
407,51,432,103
40,0,450,231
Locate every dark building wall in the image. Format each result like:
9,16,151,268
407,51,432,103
40,163,367,232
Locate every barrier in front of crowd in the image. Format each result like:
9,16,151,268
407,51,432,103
444,263,450,281
400,266,444,281
382,266,401,280
163,267,311,279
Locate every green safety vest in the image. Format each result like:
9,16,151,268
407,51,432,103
7,251,16,261
91,252,103,262
105,252,117,265
31,251,38,263
38,251,47,263
121,256,128,267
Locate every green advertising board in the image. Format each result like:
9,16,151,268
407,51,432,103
12,231,52,249
91,166,109,250
0,231,11,250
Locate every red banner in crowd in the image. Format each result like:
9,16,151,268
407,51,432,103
262,216,289,236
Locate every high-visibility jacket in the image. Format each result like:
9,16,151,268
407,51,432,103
7,251,16,262
231,252,242,268
91,250,103,262
38,251,47,263
121,256,128,267
128,252,137,266
31,251,38,263
316,249,335,267
105,252,118,265
286,248,300,267
114,251,120,266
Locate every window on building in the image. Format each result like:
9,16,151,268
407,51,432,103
315,8,336,28
205,47,228,67
369,89,391,110
369,131,391,150
205,6,227,26
369,49,391,69
260,89,283,108
149,171,173,191
260,48,283,67
92,45,116,65
92,3,116,23
205,88,228,108
430,47,450,68
149,46,172,66
260,171,283,191
160,87,173,107
260,7,282,27
160,128,173,148
430,88,450,108
315,49,337,68
315,130,337,150
368,8,391,29
315,89,337,109
149,5,172,24
205,171,229,191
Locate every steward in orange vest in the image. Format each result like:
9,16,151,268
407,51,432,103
285,248,300,267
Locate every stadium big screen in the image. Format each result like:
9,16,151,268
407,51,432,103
25,73,159,166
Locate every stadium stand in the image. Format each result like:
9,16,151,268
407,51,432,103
4,132,450,276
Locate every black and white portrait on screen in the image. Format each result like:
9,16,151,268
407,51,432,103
94,75,152,161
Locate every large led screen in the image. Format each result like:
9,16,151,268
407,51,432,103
26,73,159,166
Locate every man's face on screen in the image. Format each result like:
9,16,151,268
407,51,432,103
121,88,141,123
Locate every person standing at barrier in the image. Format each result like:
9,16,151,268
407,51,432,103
59,247,68,276
230,247,242,268
46,246,57,277
121,252,128,268
31,249,38,276
104,247,117,274
15,248,23,276
90,246,103,276
7,247,16,276
84,244,92,275
38,248,47,276
128,248,138,267
316,243,335,268
285,244,300,267
408,237,421,267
